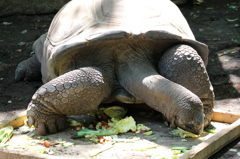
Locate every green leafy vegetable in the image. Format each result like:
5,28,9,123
0,144,9,147
136,124,151,133
143,131,153,135
170,127,199,138
72,129,117,138
103,106,127,119
0,126,14,144
37,136,49,140
204,124,216,133
67,117,81,127
171,146,191,155
62,142,74,147
72,116,136,138
237,152,240,156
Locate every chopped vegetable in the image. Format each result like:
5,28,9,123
83,120,93,127
72,116,136,138
0,144,9,147
56,145,63,151
72,129,117,138
150,137,158,142
96,106,127,121
43,141,50,147
101,114,110,121
85,134,99,144
112,137,140,143
229,149,237,152
171,147,191,156
108,116,136,133
170,127,199,138
32,148,47,154
62,142,74,147
204,124,216,133
67,117,81,127
0,126,14,144
237,152,240,156
38,136,49,140
136,124,151,133
143,131,153,135
103,106,127,119
171,146,187,150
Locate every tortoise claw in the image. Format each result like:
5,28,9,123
57,119,67,132
38,123,47,135
27,116,35,127
47,121,58,134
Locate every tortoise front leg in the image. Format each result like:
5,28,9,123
116,57,204,135
158,44,214,127
27,67,113,135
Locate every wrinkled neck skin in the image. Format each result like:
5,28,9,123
141,76,205,135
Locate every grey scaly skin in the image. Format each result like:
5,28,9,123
26,67,113,135
15,40,214,135
158,45,214,127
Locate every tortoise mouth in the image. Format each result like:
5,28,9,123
184,123,204,135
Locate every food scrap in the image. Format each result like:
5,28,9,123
0,126,13,144
69,106,153,144
71,116,137,139
43,140,50,147
170,127,199,138
204,124,217,133
96,106,127,120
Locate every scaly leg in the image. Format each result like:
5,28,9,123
116,44,204,135
158,44,214,127
27,67,113,135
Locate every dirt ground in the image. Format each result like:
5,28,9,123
0,0,240,158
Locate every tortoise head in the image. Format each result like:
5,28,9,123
170,99,205,135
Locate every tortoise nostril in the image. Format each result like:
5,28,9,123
186,123,194,129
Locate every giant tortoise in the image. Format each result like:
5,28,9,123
15,0,214,135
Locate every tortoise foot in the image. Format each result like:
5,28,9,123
27,103,67,135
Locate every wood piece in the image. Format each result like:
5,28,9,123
179,118,240,159
0,149,67,159
212,109,240,123
0,110,239,159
